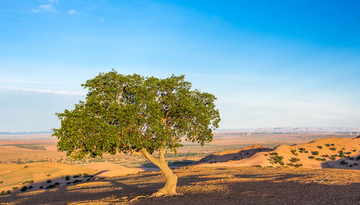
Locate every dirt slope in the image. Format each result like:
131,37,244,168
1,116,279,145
196,137,360,169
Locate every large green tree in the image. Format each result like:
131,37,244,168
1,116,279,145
53,70,220,196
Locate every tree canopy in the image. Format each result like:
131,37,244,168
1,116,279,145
53,70,220,195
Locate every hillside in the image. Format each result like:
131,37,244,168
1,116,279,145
196,137,360,169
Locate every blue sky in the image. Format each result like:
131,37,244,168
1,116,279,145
0,0,360,132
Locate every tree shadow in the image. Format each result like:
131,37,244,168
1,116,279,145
193,147,271,164
321,155,360,170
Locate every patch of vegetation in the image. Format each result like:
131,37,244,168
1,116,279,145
22,180,34,184
325,144,330,147
329,147,336,151
315,158,326,161
47,180,52,183
308,156,315,159
12,187,18,190
290,150,298,156
312,151,319,155
0,181,3,184
55,182,60,185
9,144,46,150
65,175,70,180
340,160,348,165
289,158,300,163
40,186,43,189
73,175,80,178
268,155,284,165
264,154,268,156
254,165,261,167
45,184,56,189
351,149,357,152
6,190,10,194
356,156,360,161
298,148,306,153
345,152,352,155
331,144,335,146
321,155,329,157
21,186,27,192
24,166,29,168
330,156,337,160
269,152,278,156
317,146,322,149
29,186,33,189
67,182,71,185
339,150,345,158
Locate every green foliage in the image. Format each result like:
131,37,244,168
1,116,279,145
5,190,10,194
312,151,319,155
290,150,298,156
12,187,18,190
0,181,3,184
0,191,4,195
21,186,27,192
317,146,322,149
340,160,348,165
308,156,315,159
65,175,70,180
329,147,336,151
325,144,330,147
269,152,278,156
254,165,261,167
298,148,306,153
22,180,34,184
339,150,345,157
289,158,300,163
47,180,51,183
268,155,284,165
351,149,357,152
53,71,220,159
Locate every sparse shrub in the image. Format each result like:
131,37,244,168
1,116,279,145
351,149,357,152
356,156,360,160
330,147,336,151
264,154,268,156
47,180,51,183
298,148,306,153
29,186,33,189
21,186,27,192
254,165,261,167
65,175,70,180
1,191,5,195
340,160,348,165
45,185,56,189
321,155,329,157
350,157,355,160
73,180,80,184
304,151,309,153
289,158,300,163
67,182,71,185
339,151,345,157
317,146,323,149
341,147,345,150
55,182,60,185
320,158,326,161
24,166,29,168
308,156,315,159
47,174,51,176
325,144,330,147
12,187,18,190
345,152,352,155
290,150,298,156
269,152,278,156
330,156,336,160
331,144,334,146
312,151,319,155
5,190,10,194
294,164,303,168
73,175,80,178
0,181,3,184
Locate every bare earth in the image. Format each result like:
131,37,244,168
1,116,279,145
1,166,360,204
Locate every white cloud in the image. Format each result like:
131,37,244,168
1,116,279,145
32,4,58,13
98,18,106,22
67,10,79,15
0,86,86,96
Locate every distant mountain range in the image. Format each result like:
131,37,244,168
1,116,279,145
217,127,360,134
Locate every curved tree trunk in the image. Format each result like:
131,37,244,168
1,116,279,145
141,148,178,196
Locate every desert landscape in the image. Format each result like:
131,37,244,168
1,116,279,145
1,131,360,204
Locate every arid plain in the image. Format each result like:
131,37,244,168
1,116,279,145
1,132,360,204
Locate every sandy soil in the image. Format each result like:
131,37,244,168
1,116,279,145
1,166,360,204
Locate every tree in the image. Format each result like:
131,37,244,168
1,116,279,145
53,70,220,196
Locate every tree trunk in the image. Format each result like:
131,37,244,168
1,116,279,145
141,148,178,196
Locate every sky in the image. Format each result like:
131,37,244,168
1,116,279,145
0,0,360,132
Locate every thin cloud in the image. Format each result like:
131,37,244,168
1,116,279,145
98,18,106,22
32,4,58,13
67,10,79,15
0,86,86,96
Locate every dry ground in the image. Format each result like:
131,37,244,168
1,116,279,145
1,166,360,205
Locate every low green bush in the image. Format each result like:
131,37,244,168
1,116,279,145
0,181,3,184
325,144,330,147
317,146,323,149
1,191,5,195
340,160,348,165
12,187,18,190
55,182,60,185
21,186,27,192
329,147,336,151
29,186,33,189
65,175,70,180
289,158,300,163
308,156,315,159
290,150,298,156
312,151,319,155
5,190,10,194
47,180,51,183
